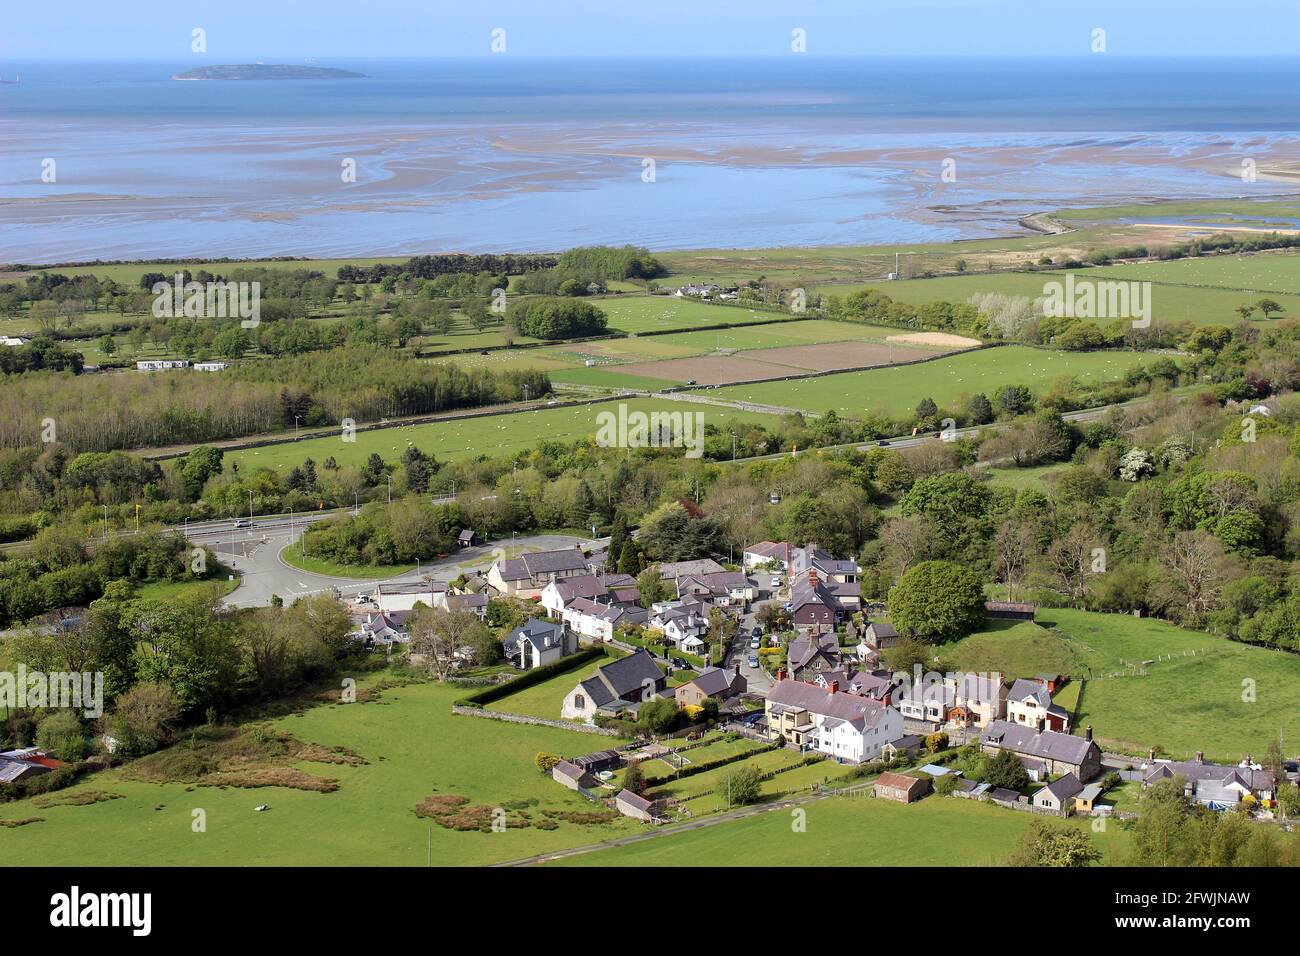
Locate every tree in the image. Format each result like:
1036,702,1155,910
967,392,994,425
622,759,648,795
984,748,1031,791
638,697,679,735
36,710,88,762
888,560,986,642
97,334,117,357
105,680,181,758
725,763,763,806
636,567,671,607
534,752,561,774
1006,819,1103,867
408,607,489,680
992,520,1035,602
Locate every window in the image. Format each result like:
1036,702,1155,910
574,694,585,709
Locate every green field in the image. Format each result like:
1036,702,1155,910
485,655,620,721
813,267,1300,327
597,295,800,333
0,676,649,866
945,609,1300,762
221,397,782,473
1072,251,1300,296
278,547,414,580
547,792,1127,866
710,345,1153,416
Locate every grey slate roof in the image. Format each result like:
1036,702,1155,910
688,666,745,699
1007,678,1052,708
980,720,1095,766
767,679,893,731
1039,773,1084,803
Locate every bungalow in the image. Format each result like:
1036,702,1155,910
552,760,594,791
1142,754,1277,809
742,541,789,572
561,649,669,721
1006,677,1071,732
881,734,925,762
980,720,1102,783
786,633,843,681
1033,773,1084,814
372,579,446,613
487,546,590,597
765,679,904,764
563,597,647,642
503,618,572,670
675,665,747,709
615,788,662,821
874,771,930,804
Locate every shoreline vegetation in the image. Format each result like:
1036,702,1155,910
170,64,367,81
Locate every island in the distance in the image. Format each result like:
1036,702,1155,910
172,64,366,81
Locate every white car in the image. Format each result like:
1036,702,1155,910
747,655,760,668
770,577,781,588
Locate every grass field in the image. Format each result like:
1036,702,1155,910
944,609,1300,762
597,295,801,334
278,547,414,580
812,267,1300,327
547,792,1128,866
0,676,649,866
485,654,623,721
220,397,783,473
710,345,1153,416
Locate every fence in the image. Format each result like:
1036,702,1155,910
450,704,620,736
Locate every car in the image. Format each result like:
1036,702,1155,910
747,655,759,668
233,519,253,529
749,636,761,649
751,625,762,637
685,379,697,385
672,657,689,669
782,602,793,611
770,577,781,588
876,439,891,446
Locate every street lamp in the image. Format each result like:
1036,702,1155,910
354,492,359,517
386,475,392,505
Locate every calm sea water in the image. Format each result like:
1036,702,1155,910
3,57,1300,262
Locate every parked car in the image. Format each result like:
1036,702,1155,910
747,655,760,668
749,637,761,649
770,577,781,588
672,657,689,669
876,439,891,446
751,625,762,637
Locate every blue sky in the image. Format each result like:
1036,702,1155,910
10,0,1300,58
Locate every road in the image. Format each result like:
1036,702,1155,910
203,520,599,608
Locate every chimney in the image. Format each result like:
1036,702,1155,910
1148,747,1156,761
808,569,819,587
733,662,740,676
828,680,839,695
1085,725,1093,742
776,668,786,682
1195,750,1204,763
1036,718,1045,732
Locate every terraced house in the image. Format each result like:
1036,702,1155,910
487,546,592,597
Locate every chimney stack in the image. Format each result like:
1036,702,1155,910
1085,725,1093,742
776,668,786,682
1195,750,1204,763
733,662,740,676
828,680,839,695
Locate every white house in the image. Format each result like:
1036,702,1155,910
742,541,789,571
373,579,446,613
764,679,904,764
503,618,571,670
1006,677,1071,732
562,597,647,642
540,572,636,618
675,571,754,608
648,600,709,647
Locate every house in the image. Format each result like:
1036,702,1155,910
615,788,661,821
355,610,409,646
648,600,709,647
503,618,572,670
980,720,1102,783
561,649,669,721
192,361,228,372
1006,678,1071,732
372,579,446,613
1075,784,1105,813
945,672,1007,728
786,633,843,681
656,558,726,581
874,771,930,803
675,571,754,608
563,597,647,642
435,590,489,621
675,665,747,709
674,283,722,299
788,575,839,633
457,529,476,548
788,542,861,590
984,601,1036,622
541,572,639,617
552,760,594,791
811,668,895,702
742,541,789,572
487,546,590,596
1142,753,1277,809
1033,773,1084,813
894,679,955,725
765,679,904,764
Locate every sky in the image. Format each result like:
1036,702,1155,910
9,0,1300,59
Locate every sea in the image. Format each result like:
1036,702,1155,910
3,56,1300,263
